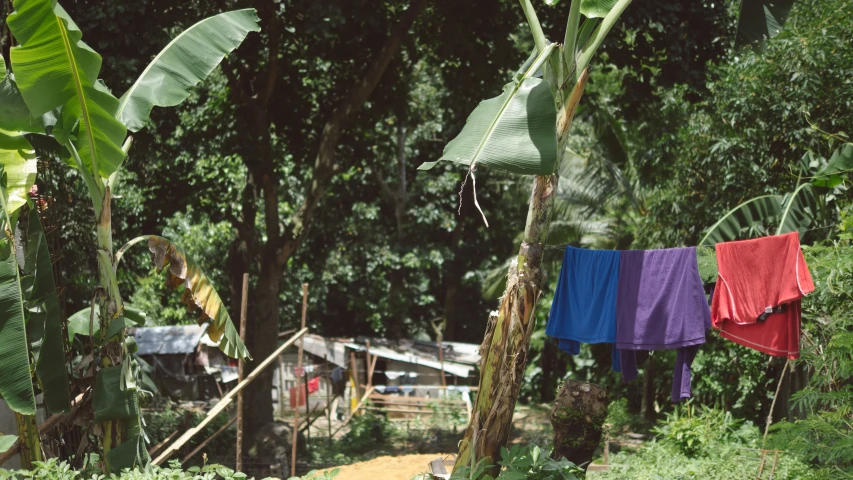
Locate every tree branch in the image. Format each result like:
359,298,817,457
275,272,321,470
254,0,279,104
277,0,428,265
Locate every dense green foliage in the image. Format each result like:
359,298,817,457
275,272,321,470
590,404,813,480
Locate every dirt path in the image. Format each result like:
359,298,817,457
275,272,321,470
317,453,453,480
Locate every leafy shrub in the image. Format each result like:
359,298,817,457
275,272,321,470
767,228,853,477
589,441,814,480
0,458,339,480
651,403,755,456
591,406,814,480
445,444,583,480
337,410,397,456
603,398,643,436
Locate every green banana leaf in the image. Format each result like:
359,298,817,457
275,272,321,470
0,434,18,453
0,167,36,415
92,365,138,423
0,130,37,214
776,183,819,236
700,194,783,246
0,57,42,133
117,9,260,132
7,0,127,178
813,143,853,187
580,0,619,19
418,44,557,175
735,0,797,50
22,208,70,413
105,416,148,471
699,183,820,245
67,304,147,344
145,236,250,359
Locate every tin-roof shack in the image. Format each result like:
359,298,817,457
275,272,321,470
130,324,235,401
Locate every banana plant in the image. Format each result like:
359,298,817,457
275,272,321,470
416,0,633,472
699,143,852,245
2,0,259,471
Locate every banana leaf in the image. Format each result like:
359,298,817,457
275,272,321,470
22,208,70,413
700,183,820,245
0,57,42,133
0,435,18,453
735,0,796,50
580,0,619,18
0,167,36,415
117,9,260,132
776,183,819,236
92,365,137,423
0,130,37,214
813,143,853,187
67,304,147,344
105,416,148,471
146,236,250,359
8,0,127,178
418,44,557,175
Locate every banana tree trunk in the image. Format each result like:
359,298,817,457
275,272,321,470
14,413,41,469
93,188,126,463
454,70,589,474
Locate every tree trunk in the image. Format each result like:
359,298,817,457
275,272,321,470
550,380,608,468
453,70,589,475
229,0,428,456
14,413,42,469
454,176,556,473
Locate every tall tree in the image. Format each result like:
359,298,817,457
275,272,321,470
220,0,427,444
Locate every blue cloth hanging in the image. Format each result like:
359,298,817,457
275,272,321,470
546,246,622,372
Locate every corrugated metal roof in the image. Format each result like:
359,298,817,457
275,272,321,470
345,343,474,378
132,324,207,355
301,334,348,367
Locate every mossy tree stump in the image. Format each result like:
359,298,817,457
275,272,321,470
550,380,608,468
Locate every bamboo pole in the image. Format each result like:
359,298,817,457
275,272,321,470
183,416,237,463
236,273,249,472
325,355,333,443
278,356,286,417
331,387,376,437
152,328,307,465
290,284,308,478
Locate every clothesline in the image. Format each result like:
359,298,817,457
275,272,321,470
544,232,813,407
541,224,837,252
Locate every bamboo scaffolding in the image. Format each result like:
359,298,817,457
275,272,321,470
152,327,308,465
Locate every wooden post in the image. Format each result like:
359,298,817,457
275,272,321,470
303,370,311,455
325,355,333,443
291,283,308,478
278,356,286,417
236,273,249,472
349,351,361,410
365,340,372,391
431,318,447,388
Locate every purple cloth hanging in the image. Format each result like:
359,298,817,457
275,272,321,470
615,247,711,402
